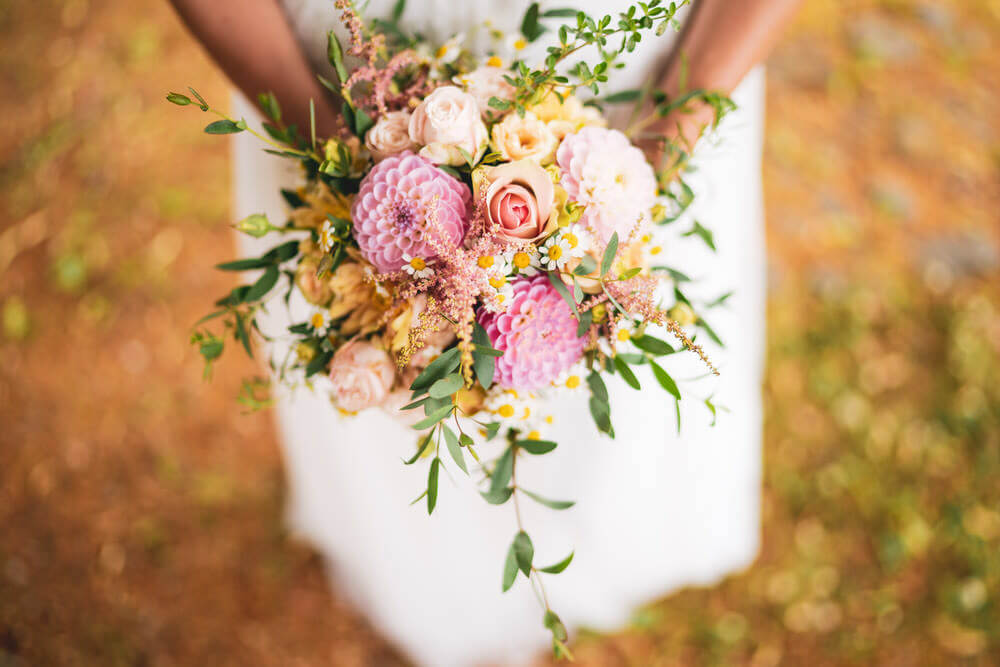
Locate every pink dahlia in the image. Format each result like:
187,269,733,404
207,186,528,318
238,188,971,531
351,151,471,273
556,126,657,245
477,274,585,390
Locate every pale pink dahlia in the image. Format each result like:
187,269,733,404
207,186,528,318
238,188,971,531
351,151,471,273
477,274,585,390
556,126,657,245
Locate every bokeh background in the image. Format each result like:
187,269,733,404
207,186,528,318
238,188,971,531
2,0,999,664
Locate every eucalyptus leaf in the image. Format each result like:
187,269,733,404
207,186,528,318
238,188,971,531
516,439,558,455
600,231,619,276
409,347,461,392
539,551,574,574
204,119,243,135
613,355,641,389
427,457,440,514
632,334,674,356
649,360,681,400
481,486,514,505
245,265,279,302
513,531,534,576
520,488,575,510
442,425,468,475
412,404,453,430
429,373,464,399
490,447,514,495
502,541,519,592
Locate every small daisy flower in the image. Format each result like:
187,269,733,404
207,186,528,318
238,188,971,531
538,235,572,270
561,225,589,259
481,270,515,313
506,248,541,276
485,55,504,68
401,253,434,280
484,389,533,426
434,34,464,64
552,366,586,393
505,33,529,55
318,220,335,253
308,308,331,333
639,230,665,264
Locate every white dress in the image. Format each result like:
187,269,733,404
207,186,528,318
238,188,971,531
232,2,766,665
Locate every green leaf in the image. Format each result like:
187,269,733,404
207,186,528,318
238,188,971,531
412,404,453,430
613,355,641,390
697,317,724,347
354,107,375,138
400,396,430,411
600,231,619,276
187,87,209,110
652,265,691,283
245,265,280,302
204,119,243,135
541,7,578,18
427,457,440,514
166,92,191,106
502,541,519,592
546,272,579,318
490,447,514,495
576,308,593,337
391,0,406,21
572,254,597,276
429,373,464,399
513,531,534,576
632,334,674,356
215,257,273,272
649,360,681,400
403,429,435,464
520,2,544,41
539,551,574,574
683,220,716,251
516,439,557,455
481,486,514,505
586,371,608,402
483,421,502,441
409,347,461,393
472,322,496,389
234,313,253,358
305,349,333,377
602,89,641,103
704,396,718,426
488,96,512,110
544,610,568,642
199,339,223,361
442,426,468,475
618,267,642,281
520,488,575,510
327,30,348,84
589,396,614,437
257,92,281,122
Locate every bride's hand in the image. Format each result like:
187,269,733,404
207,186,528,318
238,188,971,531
169,0,341,137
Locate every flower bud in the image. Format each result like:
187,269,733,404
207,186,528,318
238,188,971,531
234,213,273,238
668,302,697,326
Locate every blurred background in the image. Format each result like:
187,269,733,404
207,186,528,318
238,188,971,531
1,0,998,664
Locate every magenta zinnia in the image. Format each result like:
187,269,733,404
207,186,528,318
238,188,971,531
477,274,585,390
351,151,471,274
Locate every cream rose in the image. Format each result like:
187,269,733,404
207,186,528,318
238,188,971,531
364,110,416,161
475,160,557,243
490,111,558,164
461,66,516,119
328,340,395,412
408,86,488,166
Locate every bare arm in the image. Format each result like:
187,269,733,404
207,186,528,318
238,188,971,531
168,0,340,136
647,0,802,158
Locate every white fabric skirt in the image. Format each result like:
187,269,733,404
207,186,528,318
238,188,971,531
230,68,767,667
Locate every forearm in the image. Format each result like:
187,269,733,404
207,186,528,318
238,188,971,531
649,0,801,153
168,0,339,136
661,0,802,95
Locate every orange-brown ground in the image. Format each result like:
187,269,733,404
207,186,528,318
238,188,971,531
1,1,998,665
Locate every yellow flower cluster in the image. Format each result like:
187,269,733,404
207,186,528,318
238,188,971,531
289,180,353,230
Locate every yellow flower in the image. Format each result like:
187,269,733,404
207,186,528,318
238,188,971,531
289,180,353,230
528,92,607,140
617,329,631,342
328,253,393,336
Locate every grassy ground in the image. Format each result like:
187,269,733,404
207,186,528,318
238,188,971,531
1,0,998,665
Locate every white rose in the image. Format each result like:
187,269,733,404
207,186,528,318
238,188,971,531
408,85,488,166
364,110,416,161
461,66,516,119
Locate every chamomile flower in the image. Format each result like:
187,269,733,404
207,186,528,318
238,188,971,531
505,247,541,276
318,220,335,253
560,225,589,258
538,234,573,270
401,253,434,280
639,230,665,264
552,366,587,393
434,34,464,64
484,389,533,426
308,308,331,333
505,32,530,55
481,270,515,313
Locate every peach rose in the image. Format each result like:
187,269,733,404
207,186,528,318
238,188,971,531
475,160,557,243
408,86,488,166
364,110,416,161
490,111,558,164
461,66,516,119
329,340,395,412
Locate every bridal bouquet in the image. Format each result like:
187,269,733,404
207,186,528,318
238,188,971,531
171,0,732,655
